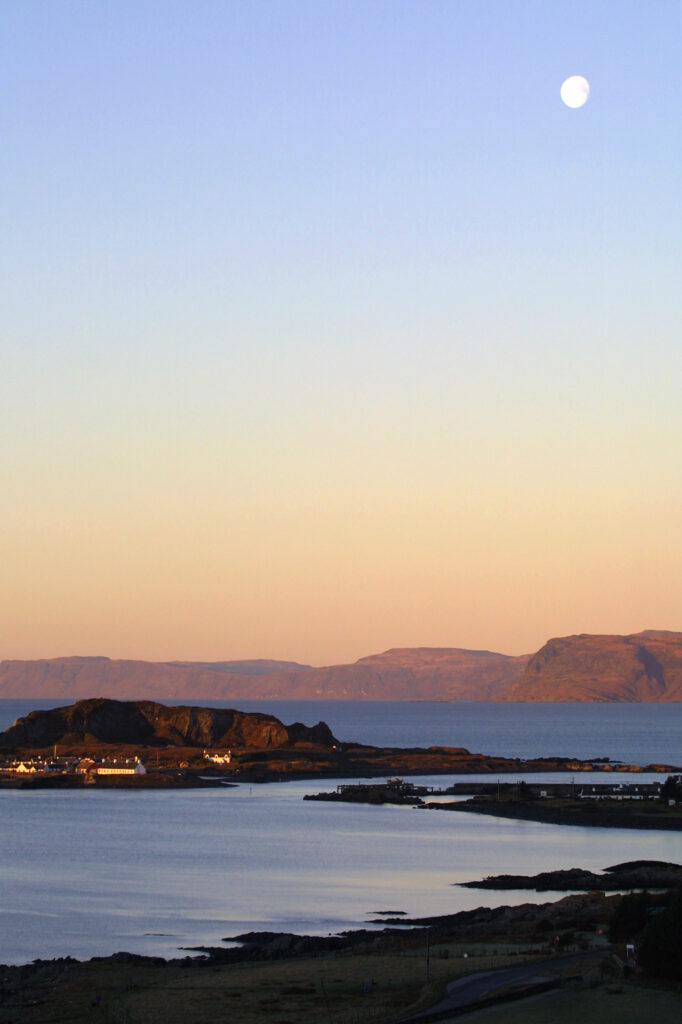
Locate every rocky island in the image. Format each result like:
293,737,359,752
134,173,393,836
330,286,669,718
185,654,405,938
1,698,680,789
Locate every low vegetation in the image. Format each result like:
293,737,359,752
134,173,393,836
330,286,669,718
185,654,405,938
454,985,682,1024
0,943,540,1024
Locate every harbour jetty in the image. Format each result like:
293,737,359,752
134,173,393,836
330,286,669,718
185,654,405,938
304,777,434,804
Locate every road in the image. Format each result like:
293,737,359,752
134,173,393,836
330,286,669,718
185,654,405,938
398,949,607,1022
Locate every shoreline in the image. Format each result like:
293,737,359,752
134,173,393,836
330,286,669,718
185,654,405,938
4,889,680,1023
304,778,682,829
433,796,682,831
0,890,618,971
2,746,680,789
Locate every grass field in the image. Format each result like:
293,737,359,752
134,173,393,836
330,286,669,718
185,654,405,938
455,984,682,1024
1,942,540,1024
5,935,676,1024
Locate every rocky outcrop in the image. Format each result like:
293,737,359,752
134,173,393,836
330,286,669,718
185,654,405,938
0,699,336,750
460,861,682,892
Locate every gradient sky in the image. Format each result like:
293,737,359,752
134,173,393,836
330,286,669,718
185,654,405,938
2,1,681,664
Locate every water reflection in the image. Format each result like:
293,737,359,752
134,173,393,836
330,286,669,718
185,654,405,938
2,771,679,964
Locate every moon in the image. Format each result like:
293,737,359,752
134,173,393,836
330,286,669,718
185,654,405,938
560,75,590,109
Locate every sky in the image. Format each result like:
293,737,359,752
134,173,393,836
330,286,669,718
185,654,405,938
2,1,681,665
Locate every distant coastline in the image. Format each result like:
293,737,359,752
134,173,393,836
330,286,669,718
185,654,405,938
2,630,682,703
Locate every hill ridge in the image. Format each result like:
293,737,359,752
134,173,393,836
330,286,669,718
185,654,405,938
2,631,681,702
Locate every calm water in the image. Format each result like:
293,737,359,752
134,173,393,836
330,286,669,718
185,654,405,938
2,773,681,966
2,700,681,965
3,699,681,765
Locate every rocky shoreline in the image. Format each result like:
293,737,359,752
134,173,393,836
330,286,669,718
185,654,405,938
3,865,676,975
458,860,682,892
3,888,680,1022
0,891,618,973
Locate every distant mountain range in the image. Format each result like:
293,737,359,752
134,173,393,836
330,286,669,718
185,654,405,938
1,630,681,703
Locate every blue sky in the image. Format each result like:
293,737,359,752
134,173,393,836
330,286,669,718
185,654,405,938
1,2,681,661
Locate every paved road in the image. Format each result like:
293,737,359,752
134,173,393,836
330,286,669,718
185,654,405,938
398,950,607,1022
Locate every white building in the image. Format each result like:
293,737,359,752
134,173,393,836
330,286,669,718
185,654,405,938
96,758,146,775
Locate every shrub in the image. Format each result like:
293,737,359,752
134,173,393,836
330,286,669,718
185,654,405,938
608,892,651,942
660,775,682,803
637,892,682,980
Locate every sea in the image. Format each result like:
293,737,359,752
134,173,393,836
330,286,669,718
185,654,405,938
1,699,681,966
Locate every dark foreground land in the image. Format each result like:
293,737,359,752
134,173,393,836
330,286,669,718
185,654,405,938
2,890,681,1024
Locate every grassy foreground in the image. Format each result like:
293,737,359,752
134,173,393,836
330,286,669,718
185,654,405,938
456,984,682,1024
4,941,680,1023
1,942,540,1024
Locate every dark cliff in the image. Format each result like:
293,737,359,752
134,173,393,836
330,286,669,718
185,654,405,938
0,699,337,750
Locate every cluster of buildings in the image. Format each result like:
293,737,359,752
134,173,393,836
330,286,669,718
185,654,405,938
575,784,657,801
203,749,232,765
1,756,147,776
530,781,677,804
1,750,234,776
76,757,147,776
